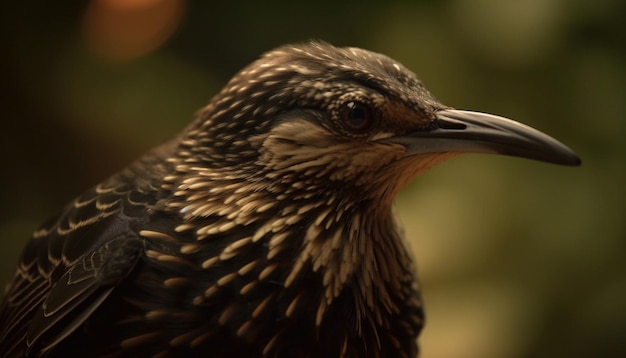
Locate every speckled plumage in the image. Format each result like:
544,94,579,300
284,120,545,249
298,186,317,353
0,42,580,357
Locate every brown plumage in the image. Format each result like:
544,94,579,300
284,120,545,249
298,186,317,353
0,42,580,357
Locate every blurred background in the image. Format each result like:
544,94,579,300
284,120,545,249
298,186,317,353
0,0,624,356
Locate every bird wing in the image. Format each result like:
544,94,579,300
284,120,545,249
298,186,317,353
0,146,171,356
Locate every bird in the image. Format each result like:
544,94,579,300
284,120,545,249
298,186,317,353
0,41,580,357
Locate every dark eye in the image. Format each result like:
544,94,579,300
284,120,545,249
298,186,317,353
340,101,374,132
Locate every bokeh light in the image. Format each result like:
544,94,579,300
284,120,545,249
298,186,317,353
82,0,185,62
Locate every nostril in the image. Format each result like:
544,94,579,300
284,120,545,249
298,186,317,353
435,119,466,130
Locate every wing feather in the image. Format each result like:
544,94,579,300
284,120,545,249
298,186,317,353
0,143,174,356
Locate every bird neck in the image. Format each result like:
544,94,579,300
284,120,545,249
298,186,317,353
293,202,418,326
165,161,416,315
156,158,424,354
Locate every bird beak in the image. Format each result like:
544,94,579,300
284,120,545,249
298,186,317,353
391,109,581,166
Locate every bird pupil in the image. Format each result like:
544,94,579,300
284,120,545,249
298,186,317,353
344,101,371,131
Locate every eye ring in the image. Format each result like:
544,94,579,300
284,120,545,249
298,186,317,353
340,101,375,133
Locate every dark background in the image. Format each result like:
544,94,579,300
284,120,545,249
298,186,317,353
1,1,624,356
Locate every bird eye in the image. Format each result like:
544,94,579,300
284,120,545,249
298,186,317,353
340,101,374,132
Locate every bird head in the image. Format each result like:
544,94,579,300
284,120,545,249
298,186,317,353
179,41,580,211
